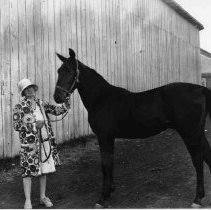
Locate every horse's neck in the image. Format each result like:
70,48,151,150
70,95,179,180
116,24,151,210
77,61,112,111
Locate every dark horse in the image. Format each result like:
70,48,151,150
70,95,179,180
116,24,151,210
54,48,211,208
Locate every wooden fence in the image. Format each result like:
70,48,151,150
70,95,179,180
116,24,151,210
0,0,201,158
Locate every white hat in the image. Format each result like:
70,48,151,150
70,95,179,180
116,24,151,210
18,78,38,96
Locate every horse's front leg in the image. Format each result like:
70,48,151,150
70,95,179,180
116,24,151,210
95,135,115,208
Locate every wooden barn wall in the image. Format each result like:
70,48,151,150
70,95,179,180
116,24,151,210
0,0,201,158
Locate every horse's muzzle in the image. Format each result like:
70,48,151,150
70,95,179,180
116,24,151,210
54,92,64,104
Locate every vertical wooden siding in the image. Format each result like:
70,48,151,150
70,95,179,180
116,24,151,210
0,0,201,158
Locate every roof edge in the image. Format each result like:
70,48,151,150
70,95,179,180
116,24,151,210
201,49,211,58
202,72,211,77
162,0,204,31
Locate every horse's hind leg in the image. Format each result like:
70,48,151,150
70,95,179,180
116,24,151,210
174,101,207,207
180,134,205,207
190,133,211,207
201,134,211,187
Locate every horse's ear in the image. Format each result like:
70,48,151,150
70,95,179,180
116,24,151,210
56,53,67,63
69,48,76,58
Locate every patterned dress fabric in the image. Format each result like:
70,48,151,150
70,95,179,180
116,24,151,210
13,97,68,177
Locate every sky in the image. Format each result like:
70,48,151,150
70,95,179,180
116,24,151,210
175,0,211,52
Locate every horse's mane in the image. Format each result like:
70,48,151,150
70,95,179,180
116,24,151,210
78,60,111,87
78,60,130,97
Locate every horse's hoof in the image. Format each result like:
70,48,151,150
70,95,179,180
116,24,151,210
94,203,104,209
191,203,202,208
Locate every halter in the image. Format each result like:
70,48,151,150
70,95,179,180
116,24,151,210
51,60,79,123
56,59,80,97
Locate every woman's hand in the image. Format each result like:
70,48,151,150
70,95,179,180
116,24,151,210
36,120,44,129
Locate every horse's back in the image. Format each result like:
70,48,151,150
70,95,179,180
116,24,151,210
162,82,206,110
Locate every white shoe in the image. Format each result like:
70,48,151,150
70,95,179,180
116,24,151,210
24,200,32,209
40,197,53,207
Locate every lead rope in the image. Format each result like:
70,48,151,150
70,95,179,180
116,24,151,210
35,100,58,164
38,102,69,163
38,128,52,163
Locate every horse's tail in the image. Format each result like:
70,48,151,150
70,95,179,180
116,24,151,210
204,87,211,119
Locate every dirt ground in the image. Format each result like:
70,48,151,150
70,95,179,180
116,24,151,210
1,120,211,208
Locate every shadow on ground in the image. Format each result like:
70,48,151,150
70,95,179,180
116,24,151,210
1,119,211,208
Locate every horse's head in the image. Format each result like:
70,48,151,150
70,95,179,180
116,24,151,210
54,48,79,104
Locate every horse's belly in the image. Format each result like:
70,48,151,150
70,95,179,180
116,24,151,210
114,120,170,138
89,112,172,138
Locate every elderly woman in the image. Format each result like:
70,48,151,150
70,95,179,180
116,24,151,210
13,78,70,209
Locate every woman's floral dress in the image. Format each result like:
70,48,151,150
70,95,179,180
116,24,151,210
13,97,68,177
